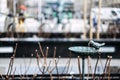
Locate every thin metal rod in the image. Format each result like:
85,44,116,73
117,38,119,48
12,67,16,80
107,56,112,80
55,56,61,79
55,59,59,79
66,54,71,74
44,47,49,67
62,57,71,76
82,57,85,80
24,58,32,75
104,57,109,73
35,49,43,73
102,56,110,80
7,43,18,76
93,55,100,80
87,56,93,79
78,56,82,79
38,42,45,57
53,47,56,59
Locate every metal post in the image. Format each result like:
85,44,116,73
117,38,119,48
82,57,85,80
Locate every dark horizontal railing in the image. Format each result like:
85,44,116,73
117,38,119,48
1,74,120,80
0,38,120,58
0,32,120,38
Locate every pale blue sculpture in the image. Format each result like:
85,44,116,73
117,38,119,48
88,40,105,50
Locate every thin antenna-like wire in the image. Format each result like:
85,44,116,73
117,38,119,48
35,49,42,73
78,56,82,79
93,55,100,80
107,56,112,80
12,67,16,80
53,47,56,59
24,57,32,75
102,56,110,80
7,43,18,77
38,42,45,57
55,56,61,79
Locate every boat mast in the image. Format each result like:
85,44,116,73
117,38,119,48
96,0,102,39
89,0,93,39
83,0,87,39
13,0,16,32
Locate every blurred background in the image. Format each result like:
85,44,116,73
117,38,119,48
0,0,120,39
0,0,120,57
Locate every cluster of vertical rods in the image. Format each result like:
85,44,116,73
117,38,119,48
0,42,112,80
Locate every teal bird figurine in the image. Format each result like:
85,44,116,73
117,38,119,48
88,40,105,50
